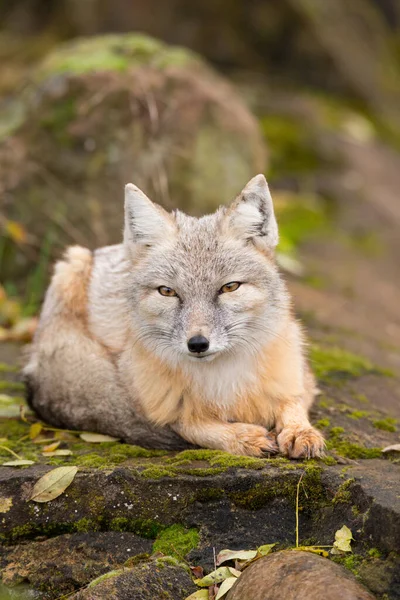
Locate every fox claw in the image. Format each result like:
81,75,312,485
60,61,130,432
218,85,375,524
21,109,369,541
277,426,325,459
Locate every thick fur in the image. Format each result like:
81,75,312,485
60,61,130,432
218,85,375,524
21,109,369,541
24,175,325,458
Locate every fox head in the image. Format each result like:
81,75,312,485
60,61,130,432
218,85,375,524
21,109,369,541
123,174,290,367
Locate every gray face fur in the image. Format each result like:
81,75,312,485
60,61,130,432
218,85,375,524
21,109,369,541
124,175,289,367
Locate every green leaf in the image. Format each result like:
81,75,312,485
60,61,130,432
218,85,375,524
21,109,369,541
29,466,78,502
3,459,35,467
194,567,234,587
80,433,119,443
332,525,353,553
216,577,238,599
257,543,276,556
216,549,257,565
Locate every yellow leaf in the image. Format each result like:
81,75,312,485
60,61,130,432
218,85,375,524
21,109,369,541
5,220,27,244
29,466,78,503
215,577,238,600
184,591,209,600
42,441,61,452
29,423,43,440
257,543,276,556
42,449,72,457
333,525,353,553
295,546,329,558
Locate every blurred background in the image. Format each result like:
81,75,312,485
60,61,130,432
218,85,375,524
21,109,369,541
0,0,399,373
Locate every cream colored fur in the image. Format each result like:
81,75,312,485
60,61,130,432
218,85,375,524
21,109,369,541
24,175,325,458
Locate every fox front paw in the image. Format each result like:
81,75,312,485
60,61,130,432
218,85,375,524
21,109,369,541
277,425,325,459
228,424,279,457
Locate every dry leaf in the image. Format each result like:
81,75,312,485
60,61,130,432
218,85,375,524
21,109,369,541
194,567,234,587
382,444,400,453
332,525,353,553
42,441,61,452
216,549,257,566
184,591,209,600
190,566,204,579
42,449,72,457
80,433,119,443
29,466,78,503
3,459,35,466
257,543,276,556
29,423,43,440
215,577,238,600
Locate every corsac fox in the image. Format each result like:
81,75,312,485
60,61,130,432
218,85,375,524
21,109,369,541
24,175,325,458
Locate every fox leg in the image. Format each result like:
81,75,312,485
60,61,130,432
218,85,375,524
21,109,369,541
275,399,325,459
172,418,278,457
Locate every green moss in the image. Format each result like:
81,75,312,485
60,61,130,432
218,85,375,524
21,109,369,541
348,410,370,420
73,517,101,533
231,466,325,510
310,344,391,382
353,393,369,403
38,34,196,80
0,381,25,391
315,418,330,429
152,525,199,559
110,518,164,539
333,478,355,504
372,418,397,432
178,466,225,477
0,363,18,373
368,548,382,558
332,554,364,577
173,449,223,462
326,426,382,459
88,569,125,588
139,466,177,479
261,115,324,178
194,488,224,502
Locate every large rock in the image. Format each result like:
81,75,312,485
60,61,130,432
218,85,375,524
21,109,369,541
0,33,266,287
226,551,375,600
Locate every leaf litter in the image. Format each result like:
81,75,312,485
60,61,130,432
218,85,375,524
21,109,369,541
29,466,78,502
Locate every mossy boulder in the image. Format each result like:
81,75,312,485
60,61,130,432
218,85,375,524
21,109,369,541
0,33,266,288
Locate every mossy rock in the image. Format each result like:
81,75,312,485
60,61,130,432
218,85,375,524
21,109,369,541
0,33,266,290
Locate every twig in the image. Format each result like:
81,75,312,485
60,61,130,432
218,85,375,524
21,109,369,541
0,445,22,459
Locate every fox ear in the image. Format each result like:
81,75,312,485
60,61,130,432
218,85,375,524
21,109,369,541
227,174,278,249
124,184,176,247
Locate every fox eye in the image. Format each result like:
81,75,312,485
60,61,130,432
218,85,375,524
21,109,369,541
219,281,241,294
158,286,178,297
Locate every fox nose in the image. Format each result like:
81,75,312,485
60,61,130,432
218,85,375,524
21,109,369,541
187,335,210,354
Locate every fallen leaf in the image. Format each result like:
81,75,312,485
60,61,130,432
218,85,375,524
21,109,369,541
29,466,78,503
216,549,257,566
227,568,241,578
294,546,329,558
3,459,35,466
42,449,72,457
382,444,400,453
29,423,43,440
5,220,28,244
332,525,353,553
184,591,209,599
194,567,234,587
215,577,238,600
257,543,276,556
80,433,119,443
190,566,204,579
42,441,61,452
